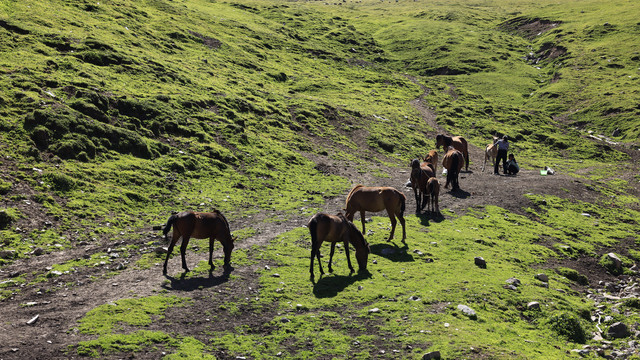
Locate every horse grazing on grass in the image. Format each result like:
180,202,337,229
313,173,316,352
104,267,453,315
482,136,499,172
425,177,440,214
162,210,235,275
424,150,439,174
345,185,406,242
308,212,370,281
442,146,464,191
410,159,435,211
436,134,469,172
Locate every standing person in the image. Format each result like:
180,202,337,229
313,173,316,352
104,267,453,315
505,154,519,175
494,135,509,175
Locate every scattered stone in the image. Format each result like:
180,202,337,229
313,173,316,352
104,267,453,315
272,273,281,278
607,322,630,339
0,250,16,259
527,301,541,311
23,302,37,307
33,247,45,256
602,253,623,274
474,257,486,269
505,277,521,287
369,308,381,313
358,286,363,291
422,350,441,360
152,225,163,231
27,314,39,325
409,295,421,301
457,304,477,320
413,249,423,255
264,265,270,270
503,284,518,291
535,273,549,282
280,317,290,323
154,247,168,254
570,349,590,357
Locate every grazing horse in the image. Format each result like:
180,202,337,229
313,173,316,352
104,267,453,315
442,146,464,191
410,159,435,211
308,212,370,281
482,136,499,172
424,150,439,174
162,210,235,274
425,177,440,213
345,185,406,242
435,134,469,171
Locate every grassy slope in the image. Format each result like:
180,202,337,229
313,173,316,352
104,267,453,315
1,0,639,358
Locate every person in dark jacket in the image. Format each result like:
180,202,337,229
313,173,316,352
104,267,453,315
505,154,519,175
494,135,509,175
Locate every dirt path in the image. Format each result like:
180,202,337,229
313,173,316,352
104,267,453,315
0,92,638,359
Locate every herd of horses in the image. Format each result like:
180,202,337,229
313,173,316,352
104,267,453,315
161,133,498,281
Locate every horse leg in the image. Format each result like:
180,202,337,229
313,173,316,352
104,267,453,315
413,187,421,212
360,210,366,235
316,244,324,276
222,241,234,271
180,235,191,272
344,240,354,274
309,245,317,280
163,238,177,275
387,213,397,241
208,237,216,270
328,242,337,273
399,213,406,242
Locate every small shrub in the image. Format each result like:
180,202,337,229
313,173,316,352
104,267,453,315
43,172,76,192
556,267,589,286
0,180,11,195
545,312,588,343
0,208,20,230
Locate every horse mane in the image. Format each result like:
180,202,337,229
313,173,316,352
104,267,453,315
338,213,368,249
345,184,364,206
213,209,230,232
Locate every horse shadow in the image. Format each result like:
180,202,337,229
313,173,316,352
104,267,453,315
312,270,372,298
417,212,445,227
370,243,415,263
162,267,232,291
448,188,471,199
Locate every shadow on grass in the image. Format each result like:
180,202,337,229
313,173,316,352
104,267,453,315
312,270,372,298
416,211,445,227
370,242,415,262
162,267,233,291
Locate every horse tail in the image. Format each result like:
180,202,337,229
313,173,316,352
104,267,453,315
308,214,320,248
399,191,406,217
162,214,178,241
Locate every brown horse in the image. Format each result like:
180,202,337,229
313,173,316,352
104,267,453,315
425,177,440,213
442,146,464,190
424,150,439,174
410,159,435,211
345,185,406,242
436,134,469,171
162,210,235,274
308,212,370,281
482,136,499,172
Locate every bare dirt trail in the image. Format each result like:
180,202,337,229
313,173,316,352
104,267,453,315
1,92,638,359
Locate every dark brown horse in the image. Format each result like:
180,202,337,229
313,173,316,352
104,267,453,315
308,212,370,281
162,210,235,274
425,177,440,213
345,185,406,242
436,134,469,171
442,146,464,190
410,159,435,211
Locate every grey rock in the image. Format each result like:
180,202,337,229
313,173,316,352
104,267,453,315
607,322,630,339
33,247,45,256
527,301,541,311
422,351,441,360
369,308,381,313
505,277,521,287
535,273,549,282
474,257,486,268
457,304,477,320
26,314,39,325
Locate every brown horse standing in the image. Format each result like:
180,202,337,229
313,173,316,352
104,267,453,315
162,210,235,274
308,212,370,281
425,177,440,213
424,150,439,174
345,185,406,242
410,159,435,211
442,146,464,190
436,134,469,171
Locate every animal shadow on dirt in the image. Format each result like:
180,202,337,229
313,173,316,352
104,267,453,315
162,268,232,291
370,243,414,263
313,270,372,298
448,188,471,199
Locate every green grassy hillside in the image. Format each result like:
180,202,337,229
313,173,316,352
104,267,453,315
1,0,639,358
